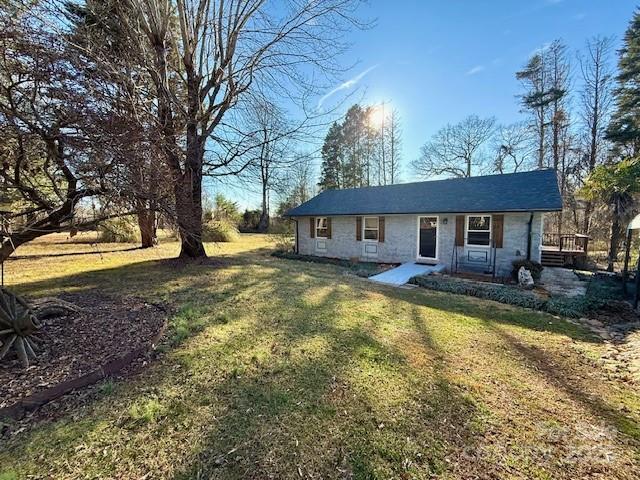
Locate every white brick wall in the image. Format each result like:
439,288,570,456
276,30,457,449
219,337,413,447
294,212,545,276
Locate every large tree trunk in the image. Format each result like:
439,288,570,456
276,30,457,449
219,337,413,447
582,200,593,234
137,208,157,248
607,214,621,272
258,185,269,233
175,169,205,259
148,38,207,260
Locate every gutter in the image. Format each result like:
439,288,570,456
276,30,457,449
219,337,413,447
526,212,534,260
283,208,561,218
294,219,299,254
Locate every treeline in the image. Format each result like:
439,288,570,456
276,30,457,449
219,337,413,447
0,0,362,261
408,19,640,271
319,104,402,190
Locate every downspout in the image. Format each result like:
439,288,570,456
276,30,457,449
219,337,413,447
294,219,299,254
526,212,534,260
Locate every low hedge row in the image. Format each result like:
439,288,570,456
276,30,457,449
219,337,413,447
409,275,602,318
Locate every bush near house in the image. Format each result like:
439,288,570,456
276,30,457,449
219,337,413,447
409,274,614,318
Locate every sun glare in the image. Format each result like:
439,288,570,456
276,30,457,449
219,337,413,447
368,105,386,129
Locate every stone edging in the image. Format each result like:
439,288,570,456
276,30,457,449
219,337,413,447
0,307,168,420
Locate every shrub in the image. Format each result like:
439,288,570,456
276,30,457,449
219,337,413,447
202,219,240,242
270,233,294,252
97,217,139,243
511,259,544,282
410,275,545,310
409,274,597,318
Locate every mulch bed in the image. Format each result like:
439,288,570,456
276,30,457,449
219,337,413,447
0,291,167,411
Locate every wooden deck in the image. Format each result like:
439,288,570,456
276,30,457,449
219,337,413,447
541,233,589,267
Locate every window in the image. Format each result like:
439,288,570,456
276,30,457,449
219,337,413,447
466,215,491,246
316,217,328,238
363,216,379,241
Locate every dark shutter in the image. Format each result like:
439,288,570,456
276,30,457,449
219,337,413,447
309,217,315,238
455,215,465,246
493,214,504,248
356,216,362,241
379,216,385,243
326,218,332,239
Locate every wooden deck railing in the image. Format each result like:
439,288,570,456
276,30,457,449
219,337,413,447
542,233,589,253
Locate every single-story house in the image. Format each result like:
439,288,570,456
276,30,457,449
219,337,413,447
284,169,563,276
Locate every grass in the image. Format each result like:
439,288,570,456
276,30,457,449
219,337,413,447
1,232,639,479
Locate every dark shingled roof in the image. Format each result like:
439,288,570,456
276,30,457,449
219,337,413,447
285,169,562,216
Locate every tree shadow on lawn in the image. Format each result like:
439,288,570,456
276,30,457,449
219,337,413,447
3,253,637,477
486,323,640,442
1,258,484,479
7,245,145,260
166,284,483,479
6,245,275,298
377,283,640,446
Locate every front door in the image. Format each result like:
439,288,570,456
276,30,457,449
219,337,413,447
418,216,438,260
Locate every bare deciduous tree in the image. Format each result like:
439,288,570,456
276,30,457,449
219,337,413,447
118,0,362,259
241,99,297,232
0,10,133,261
493,122,535,174
412,115,495,179
577,36,614,234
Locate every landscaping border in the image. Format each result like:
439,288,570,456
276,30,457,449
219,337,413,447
0,304,168,420
409,274,603,318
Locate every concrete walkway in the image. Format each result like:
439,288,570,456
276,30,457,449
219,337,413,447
540,267,587,297
369,262,446,286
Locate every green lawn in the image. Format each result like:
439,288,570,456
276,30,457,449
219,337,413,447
1,233,639,479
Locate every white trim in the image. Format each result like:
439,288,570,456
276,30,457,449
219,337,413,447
362,216,379,242
465,214,492,248
315,216,328,239
416,215,439,262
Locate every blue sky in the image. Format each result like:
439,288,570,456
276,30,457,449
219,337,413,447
215,0,637,210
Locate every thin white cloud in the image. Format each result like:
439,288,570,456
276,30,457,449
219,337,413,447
465,65,485,76
573,12,586,21
317,65,379,109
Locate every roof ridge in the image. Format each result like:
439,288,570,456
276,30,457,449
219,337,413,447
319,168,556,193
285,168,561,217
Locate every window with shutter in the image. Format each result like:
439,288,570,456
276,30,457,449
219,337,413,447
315,217,328,238
363,216,379,241
466,215,492,246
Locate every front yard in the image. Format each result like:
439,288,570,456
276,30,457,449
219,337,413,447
1,233,639,479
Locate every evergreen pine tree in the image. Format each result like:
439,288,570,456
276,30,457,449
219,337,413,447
606,8,640,155
318,122,343,190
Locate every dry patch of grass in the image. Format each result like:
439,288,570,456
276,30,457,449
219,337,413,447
0,233,639,479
